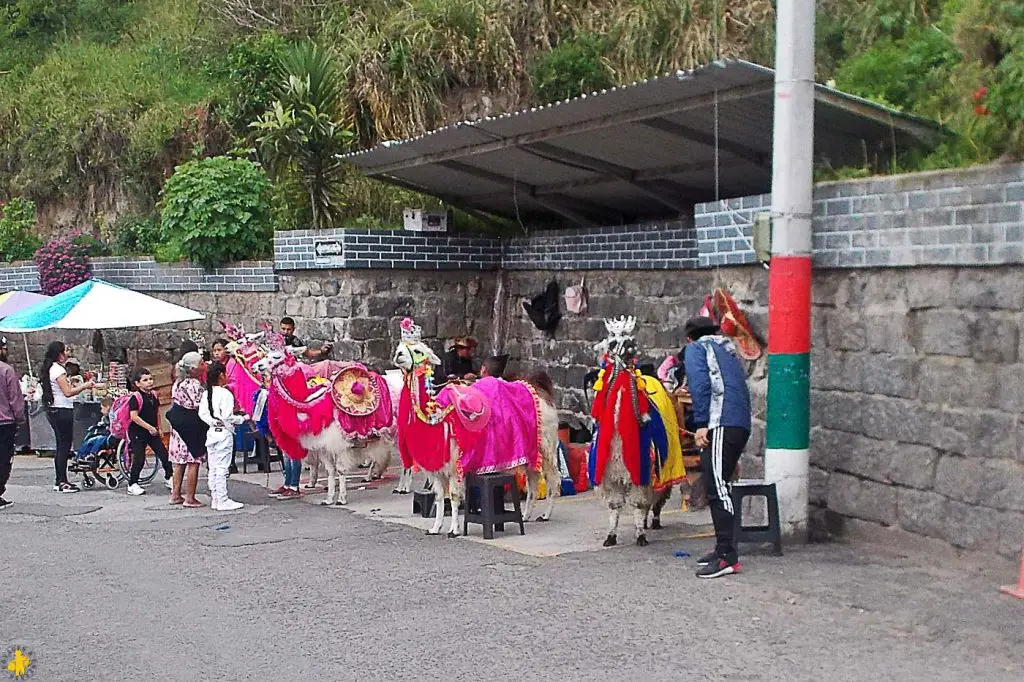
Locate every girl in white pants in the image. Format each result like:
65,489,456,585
199,362,248,511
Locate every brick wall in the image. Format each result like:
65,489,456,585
703,163,1024,268
502,219,698,270
0,258,276,293
274,228,502,271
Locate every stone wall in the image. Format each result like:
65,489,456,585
810,266,1024,558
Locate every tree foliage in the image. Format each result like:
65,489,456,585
252,41,354,230
0,196,41,262
159,156,274,268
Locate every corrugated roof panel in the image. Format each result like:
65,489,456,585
343,60,941,224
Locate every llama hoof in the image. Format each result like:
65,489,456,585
319,500,334,506
636,534,649,547
334,501,346,507
392,489,401,494
651,519,663,530
446,531,459,538
426,530,441,536
536,516,550,523
643,519,649,530
603,534,617,547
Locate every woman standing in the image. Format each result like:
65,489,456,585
40,341,95,493
199,361,247,511
166,352,208,507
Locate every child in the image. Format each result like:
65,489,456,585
199,361,248,511
72,398,113,466
126,368,174,496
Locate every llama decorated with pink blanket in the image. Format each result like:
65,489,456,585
256,334,407,506
391,317,560,537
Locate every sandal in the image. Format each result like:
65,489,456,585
182,500,204,508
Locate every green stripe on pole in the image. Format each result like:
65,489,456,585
766,352,810,450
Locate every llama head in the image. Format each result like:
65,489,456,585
393,318,441,372
597,315,640,367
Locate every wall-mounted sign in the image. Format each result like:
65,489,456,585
313,238,344,265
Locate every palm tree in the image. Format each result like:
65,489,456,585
252,41,353,230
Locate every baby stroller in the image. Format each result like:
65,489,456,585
67,414,159,489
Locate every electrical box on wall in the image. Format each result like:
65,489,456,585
753,212,772,264
403,209,448,233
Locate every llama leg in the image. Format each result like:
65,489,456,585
634,504,650,546
540,458,561,522
427,475,445,535
604,500,623,547
523,470,537,522
447,480,462,538
337,458,348,505
321,453,337,506
393,467,411,494
651,487,671,530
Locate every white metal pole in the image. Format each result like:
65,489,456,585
765,0,815,541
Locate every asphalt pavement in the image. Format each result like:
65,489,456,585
2,455,1022,681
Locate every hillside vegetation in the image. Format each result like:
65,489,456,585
0,0,1021,260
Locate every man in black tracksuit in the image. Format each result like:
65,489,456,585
682,317,752,579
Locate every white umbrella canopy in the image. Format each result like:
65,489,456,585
0,279,204,332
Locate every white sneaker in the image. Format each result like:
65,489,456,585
218,499,244,511
164,477,173,490
127,484,146,496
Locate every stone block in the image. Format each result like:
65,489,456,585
811,389,863,433
809,467,829,506
970,313,1018,364
917,357,993,408
888,444,938,489
824,310,866,351
859,395,920,444
348,318,384,341
951,270,1024,311
827,473,896,525
861,356,917,399
998,511,1024,560
905,270,955,310
810,427,847,469
934,455,982,503
967,409,1017,459
366,296,415,319
896,488,947,539
321,279,340,297
985,459,1024,512
284,297,303,317
916,310,972,357
833,434,894,483
944,499,1001,550
325,297,352,319
864,315,915,355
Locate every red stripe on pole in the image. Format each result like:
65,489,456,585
768,255,812,355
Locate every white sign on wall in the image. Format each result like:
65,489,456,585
313,238,344,266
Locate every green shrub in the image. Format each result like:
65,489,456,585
159,156,274,268
529,34,614,103
112,214,162,256
0,197,42,263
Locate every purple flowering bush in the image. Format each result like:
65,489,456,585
35,235,93,295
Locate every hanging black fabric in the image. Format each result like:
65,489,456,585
522,280,561,333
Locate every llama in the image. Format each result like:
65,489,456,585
256,339,408,506
392,318,561,537
589,316,685,547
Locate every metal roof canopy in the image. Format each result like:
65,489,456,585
343,60,941,227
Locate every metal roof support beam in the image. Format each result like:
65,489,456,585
360,81,775,175
436,161,599,227
638,118,770,169
463,158,742,205
523,142,698,214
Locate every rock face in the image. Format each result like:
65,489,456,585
9,263,1023,558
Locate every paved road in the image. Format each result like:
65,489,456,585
2,456,1022,681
